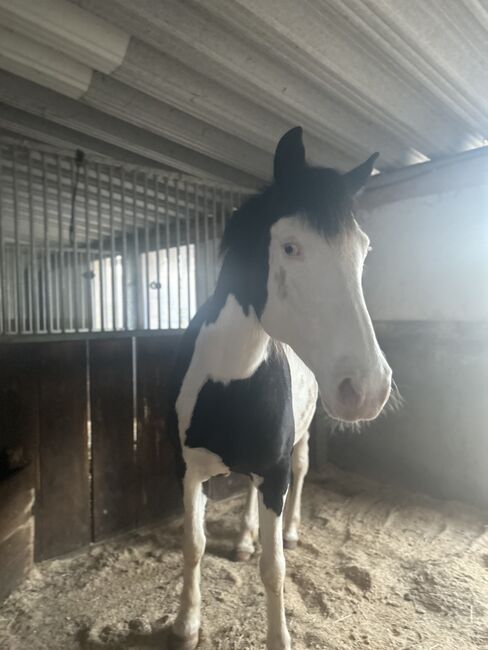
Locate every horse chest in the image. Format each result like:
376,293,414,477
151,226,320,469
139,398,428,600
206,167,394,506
285,345,318,441
183,345,294,477
172,294,317,481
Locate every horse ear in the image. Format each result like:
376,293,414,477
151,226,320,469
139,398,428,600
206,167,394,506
273,126,306,185
343,152,379,195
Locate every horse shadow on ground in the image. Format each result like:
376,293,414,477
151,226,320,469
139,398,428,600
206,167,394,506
76,524,240,649
77,621,204,650
204,517,243,560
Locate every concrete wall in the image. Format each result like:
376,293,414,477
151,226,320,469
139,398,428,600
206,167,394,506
326,149,488,507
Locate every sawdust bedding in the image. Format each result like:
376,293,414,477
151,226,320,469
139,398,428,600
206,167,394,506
1,465,488,650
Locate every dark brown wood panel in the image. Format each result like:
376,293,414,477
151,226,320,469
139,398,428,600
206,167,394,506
0,344,39,486
0,472,34,546
136,334,182,525
0,344,39,598
0,472,35,602
36,341,90,560
0,518,34,602
90,338,137,540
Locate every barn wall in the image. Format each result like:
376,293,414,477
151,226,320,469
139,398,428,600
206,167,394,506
325,150,488,507
0,330,248,602
0,333,183,603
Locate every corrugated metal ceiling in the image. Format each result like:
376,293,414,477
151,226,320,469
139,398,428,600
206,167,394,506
0,0,487,188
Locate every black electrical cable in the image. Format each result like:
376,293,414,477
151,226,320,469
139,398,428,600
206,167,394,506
69,148,85,245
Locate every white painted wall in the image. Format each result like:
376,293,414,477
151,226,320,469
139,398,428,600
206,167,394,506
360,157,488,322
328,153,488,506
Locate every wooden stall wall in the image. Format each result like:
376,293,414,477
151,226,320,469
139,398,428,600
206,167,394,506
90,338,138,541
0,333,183,600
36,342,91,559
0,345,38,601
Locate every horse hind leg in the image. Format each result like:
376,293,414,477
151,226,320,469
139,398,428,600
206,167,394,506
234,478,259,561
283,431,309,549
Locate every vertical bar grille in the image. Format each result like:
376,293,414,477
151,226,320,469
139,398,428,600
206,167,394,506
0,142,248,338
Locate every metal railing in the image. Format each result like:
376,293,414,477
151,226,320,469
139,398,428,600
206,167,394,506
0,142,247,338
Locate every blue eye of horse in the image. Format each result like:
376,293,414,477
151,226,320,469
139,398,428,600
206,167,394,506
283,243,298,256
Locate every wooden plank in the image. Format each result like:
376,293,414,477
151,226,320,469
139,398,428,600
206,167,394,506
0,473,35,602
0,472,35,546
0,344,38,599
136,334,182,525
0,518,34,602
90,338,137,540
36,341,90,560
0,344,39,486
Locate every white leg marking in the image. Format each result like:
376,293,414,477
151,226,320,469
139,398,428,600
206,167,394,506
173,471,207,641
284,432,309,546
258,490,291,650
235,479,259,558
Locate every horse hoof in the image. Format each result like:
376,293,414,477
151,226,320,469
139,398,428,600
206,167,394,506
168,628,199,650
283,538,298,550
233,549,253,562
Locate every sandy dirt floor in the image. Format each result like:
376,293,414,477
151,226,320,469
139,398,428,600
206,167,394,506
1,465,488,650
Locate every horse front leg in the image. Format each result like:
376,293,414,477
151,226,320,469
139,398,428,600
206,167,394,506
234,479,259,561
171,470,207,649
258,487,291,650
283,431,309,549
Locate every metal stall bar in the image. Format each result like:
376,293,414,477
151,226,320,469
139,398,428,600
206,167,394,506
27,152,36,333
203,185,209,301
212,185,218,289
132,170,141,330
143,174,150,329
12,148,22,333
154,173,161,330
195,183,201,310
185,182,191,326
84,164,92,331
71,159,79,332
121,168,128,331
164,177,171,329
109,167,116,331
176,182,182,329
96,163,105,332
56,155,65,332
42,153,52,333
220,187,227,247
0,146,5,334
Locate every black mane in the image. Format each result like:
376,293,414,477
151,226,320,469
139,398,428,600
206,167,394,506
221,165,355,258
212,165,355,320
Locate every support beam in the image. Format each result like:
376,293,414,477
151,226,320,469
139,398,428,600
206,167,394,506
0,75,261,187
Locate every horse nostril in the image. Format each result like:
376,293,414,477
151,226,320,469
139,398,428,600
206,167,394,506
337,377,362,409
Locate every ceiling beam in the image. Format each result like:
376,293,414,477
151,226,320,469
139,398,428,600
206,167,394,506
0,73,261,188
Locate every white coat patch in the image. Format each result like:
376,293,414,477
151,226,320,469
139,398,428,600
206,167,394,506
175,294,270,478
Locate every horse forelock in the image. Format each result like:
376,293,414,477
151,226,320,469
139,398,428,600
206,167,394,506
220,165,355,258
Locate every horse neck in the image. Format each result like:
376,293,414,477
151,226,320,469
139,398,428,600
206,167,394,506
203,291,270,381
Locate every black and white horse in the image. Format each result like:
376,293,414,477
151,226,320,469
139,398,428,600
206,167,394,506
168,127,392,649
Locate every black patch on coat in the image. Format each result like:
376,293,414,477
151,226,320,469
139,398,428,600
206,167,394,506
185,342,294,515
